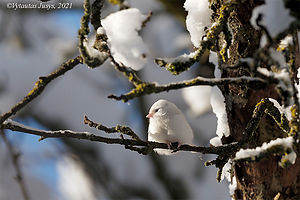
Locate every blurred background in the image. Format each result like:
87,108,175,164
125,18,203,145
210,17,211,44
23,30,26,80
0,0,230,199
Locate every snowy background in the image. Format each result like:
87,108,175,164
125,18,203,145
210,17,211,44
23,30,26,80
4,0,296,199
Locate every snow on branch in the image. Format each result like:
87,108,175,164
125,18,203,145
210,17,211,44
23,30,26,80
234,137,296,167
78,0,109,68
155,3,234,75
0,56,83,125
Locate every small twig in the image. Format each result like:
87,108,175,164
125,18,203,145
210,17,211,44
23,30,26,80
78,0,108,68
0,130,30,200
108,76,267,102
91,0,104,31
109,55,144,86
0,56,83,125
142,11,153,28
84,115,142,141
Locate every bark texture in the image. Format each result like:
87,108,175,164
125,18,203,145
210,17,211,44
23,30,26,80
214,0,300,199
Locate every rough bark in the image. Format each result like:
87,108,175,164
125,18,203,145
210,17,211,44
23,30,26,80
214,0,300,199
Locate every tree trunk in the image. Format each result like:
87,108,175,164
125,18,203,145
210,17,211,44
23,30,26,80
214,0,300,199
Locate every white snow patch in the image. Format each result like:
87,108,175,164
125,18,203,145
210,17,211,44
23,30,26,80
278,35,293,50
268,98,291,121
83,35,109,61
209,51,229,144
229,176,237,196
184,0,212,47
235,137,296,164
102,8,149,70
209,136,222,147
210,86,230,138
209,51,220,78
162,51,196,63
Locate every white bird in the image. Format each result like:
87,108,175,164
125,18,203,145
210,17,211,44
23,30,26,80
146,99,194,155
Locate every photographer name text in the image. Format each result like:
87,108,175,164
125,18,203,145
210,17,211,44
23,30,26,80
7,2,73,10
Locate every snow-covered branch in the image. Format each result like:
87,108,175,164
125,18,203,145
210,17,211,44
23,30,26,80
155,3,234,75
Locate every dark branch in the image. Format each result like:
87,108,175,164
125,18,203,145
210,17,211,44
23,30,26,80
108,76,267,102
84,115,142,141
2,119,240,156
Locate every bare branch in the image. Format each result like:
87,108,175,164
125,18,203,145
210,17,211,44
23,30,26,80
91,0,104,31
0,56,83,125
0,130,31,200
108,76,267,102
84,115,142,141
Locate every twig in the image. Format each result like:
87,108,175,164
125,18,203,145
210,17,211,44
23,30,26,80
78,0,108,68
0,56,83,125
91,0,104,31
108,76,267,102
0,130,30,200
84,115,142,141
141,11,153,28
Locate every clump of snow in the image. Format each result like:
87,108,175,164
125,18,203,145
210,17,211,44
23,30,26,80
209,51,220,77
250,0,295,37
57,155,96,200
221,160,237,197
101,8,149,71
209,136,222,147
235,137,296,164
83,35,109,61
229,177,237,196
161,52,196,64
277,35,293,51
210,86,230,139
184,0,212,48
182,86,212,116
96,27,105,35
209,51,230,145
268,98,292,121
221,160,232,182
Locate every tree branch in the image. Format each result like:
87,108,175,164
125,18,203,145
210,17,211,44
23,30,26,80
155,3,234,75
0,56,83,125
2,119,240,156
108,76,267,102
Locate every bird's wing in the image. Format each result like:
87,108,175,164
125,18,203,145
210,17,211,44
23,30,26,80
167,114,193,144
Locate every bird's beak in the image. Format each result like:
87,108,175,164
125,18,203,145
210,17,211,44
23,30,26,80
146,113,153,118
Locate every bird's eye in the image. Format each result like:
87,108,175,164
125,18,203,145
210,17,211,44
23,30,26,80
155,108,160,113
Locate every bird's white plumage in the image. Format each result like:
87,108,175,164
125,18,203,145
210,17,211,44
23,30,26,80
147,99,193,155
